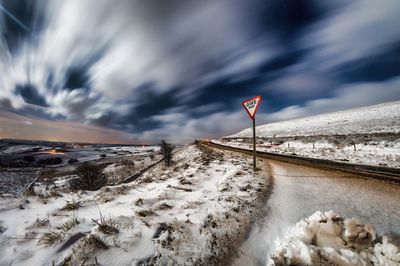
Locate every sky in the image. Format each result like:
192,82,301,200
0,0,399,144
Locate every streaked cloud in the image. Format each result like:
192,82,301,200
0,0,399,143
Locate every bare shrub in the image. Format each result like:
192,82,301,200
70,163,107,191
160,140,174,167
23,155,35,162
68,158,79,164
39,169,57,181
37,157,63,165
121,159,134,166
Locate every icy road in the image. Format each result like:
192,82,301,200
234,160,400,265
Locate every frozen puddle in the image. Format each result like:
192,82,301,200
234,160,400,265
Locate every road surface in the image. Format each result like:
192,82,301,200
234,159,400,265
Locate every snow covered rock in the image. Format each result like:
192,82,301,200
268,211,399,266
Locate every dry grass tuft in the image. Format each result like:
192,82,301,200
141,175,154,183
136,209,156,217
56,217,80,232
38,230,64,246
92,211,119,235
38,217,80,246
196,143,224,166
61,199,81,211
167,184,193,192
85,234,109,250
64,234,108,265
27,217,50,229
155,202,173,210
135,198,144,206
178,177,192,185
113,185,129,195
182,201,204,209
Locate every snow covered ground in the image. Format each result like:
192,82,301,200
0,144,161,197
0,144,270,265
222,101,400,168
0,145,41,155
0,143,160,167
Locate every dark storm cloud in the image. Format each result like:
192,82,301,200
334,44,400,83
0,0,35,50
63,68,89,91
0,0,400,143
15,83,48,106
256,0,327,41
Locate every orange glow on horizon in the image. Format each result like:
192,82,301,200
47,149,65,155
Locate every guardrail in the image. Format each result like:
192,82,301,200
202,141,400,184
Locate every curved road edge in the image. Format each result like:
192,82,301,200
201,141,400,184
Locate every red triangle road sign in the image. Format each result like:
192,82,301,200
242,96,261,119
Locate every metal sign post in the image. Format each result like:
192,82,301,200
242,96,262,171
252,117,256,170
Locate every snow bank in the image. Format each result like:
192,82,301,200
269,211,400,266
213,138,400,168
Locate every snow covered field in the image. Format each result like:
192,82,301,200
222,101,400,168
0,144,270,265
0,143,161,197
0,143,160,167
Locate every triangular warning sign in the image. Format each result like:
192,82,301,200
242,96,261,119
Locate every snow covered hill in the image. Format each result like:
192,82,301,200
228,101,400,138
0,144,270,265
220,101,400,168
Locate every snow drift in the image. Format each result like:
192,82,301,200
269,211,400,266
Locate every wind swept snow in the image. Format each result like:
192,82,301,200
0,144,270,265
